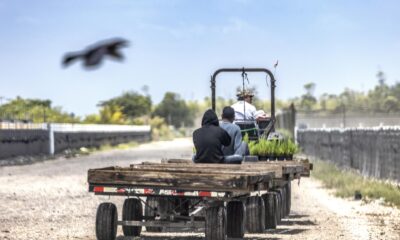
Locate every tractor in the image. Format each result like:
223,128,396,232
210,67,277,141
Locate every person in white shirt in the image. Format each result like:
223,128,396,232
231,89,268,121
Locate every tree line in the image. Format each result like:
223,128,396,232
294,71,400,113
1,71,399,128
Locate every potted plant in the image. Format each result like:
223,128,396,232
277,141,286,161
285,140,298,160
257,139,268,160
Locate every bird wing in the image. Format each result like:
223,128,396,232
62,52,83,67
62,38,129,69
107,48,124,60
105,39,129,60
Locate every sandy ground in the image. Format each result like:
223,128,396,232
0,138,399,240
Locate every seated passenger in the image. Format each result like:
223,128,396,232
220,106,249,160
192,109,231,163
231,89,269,121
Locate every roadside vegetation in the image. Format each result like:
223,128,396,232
312,159,400,208
1,70,400,138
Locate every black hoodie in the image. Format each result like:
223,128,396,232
193,109,231,163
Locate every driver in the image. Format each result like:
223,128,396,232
231,89,268,121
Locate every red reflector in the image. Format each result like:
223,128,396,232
93,186,104,192
144,189,153,194
199,191,211,197
117,188,126,193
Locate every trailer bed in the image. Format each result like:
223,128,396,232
88,164,276,193
88,158,310,197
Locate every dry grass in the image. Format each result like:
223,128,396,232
311,160,400,208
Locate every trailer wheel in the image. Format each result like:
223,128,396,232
226,201,245,238
273,192,282,224
122,198,142,237
262,193,277,229
144,197,162,232
281,187,287,218
205,205,226,240
285,182,291,216
275,189,286,220
96,202,118,240
245,196,265,233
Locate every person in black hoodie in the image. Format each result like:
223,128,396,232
193,109,231,163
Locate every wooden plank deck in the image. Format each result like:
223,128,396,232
158,159,306,178
88,157,311,193
88,164,275,192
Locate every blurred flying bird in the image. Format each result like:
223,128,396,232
62,38,129,69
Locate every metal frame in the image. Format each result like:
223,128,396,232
118,220,205,229
210,67,276,120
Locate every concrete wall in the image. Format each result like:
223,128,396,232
0,123,151,161
297,127,400,182
297,112,400,128
0,129,49,159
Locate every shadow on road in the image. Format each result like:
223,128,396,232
115,213,313,240
117,237,280,240
286,214,310,219
279,213,316,227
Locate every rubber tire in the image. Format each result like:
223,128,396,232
96,202,118,240
205,206,226,240
122,198,143,237
273,192,282,224
275,189,285,221
281,188,287,218
262,193,277,229
227,201,245,238
285,182,291,216
245,196,266,233
144,197,162,232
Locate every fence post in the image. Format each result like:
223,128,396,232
48,123,54,155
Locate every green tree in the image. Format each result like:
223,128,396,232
0,97,79,123
99,91,152,119
153,92,194,128
367,71,390,112
299,82,317,111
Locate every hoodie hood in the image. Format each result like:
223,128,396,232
201,109,219,126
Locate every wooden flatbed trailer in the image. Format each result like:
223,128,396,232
88,158,312,240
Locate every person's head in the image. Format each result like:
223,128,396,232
236,89,254,103
201,109,219,126
222,106,235,123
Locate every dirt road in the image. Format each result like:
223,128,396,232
1,138,399,240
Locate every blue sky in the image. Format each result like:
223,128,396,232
0,0,399,116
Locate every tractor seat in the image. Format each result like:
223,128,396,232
234,120,259,141
257,118,271,129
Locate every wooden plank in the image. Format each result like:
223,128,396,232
88,169,249,191
138,162,303,177
88,167,274,192
118,165,276,184
138,162,289,171
130,164,279,175
135,162,304,179
137,165,283,178
161,157,310,177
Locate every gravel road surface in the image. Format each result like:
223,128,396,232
1,138,399,240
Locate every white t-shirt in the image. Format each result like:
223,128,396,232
231,101,259,120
